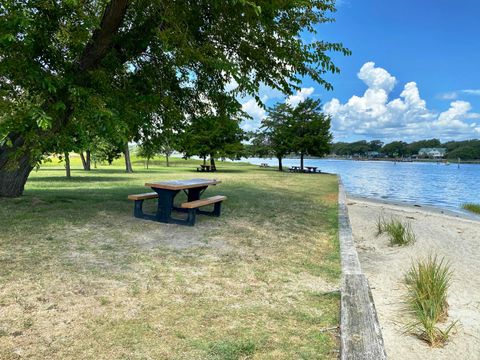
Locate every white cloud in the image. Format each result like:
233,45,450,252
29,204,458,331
240,86,315,131
438,91,458,100
357,62,396,92
241,98,266,131
286,87,315,107
437,89,480,100
462,89,480,96
324,62,480,141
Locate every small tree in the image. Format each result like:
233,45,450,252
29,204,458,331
255,103,292,171
180,96,247,167
137,141,158,169
91,140,122,166
138,128,179,169
159,130,178,167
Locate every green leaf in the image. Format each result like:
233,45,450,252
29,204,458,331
31,108,53,130
0,34,16,44
53,101,67,112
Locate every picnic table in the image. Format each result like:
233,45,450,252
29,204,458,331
289,165,320,173
197,164,217,172
128,178,226,226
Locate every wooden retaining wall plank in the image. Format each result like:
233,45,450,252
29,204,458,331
341,274,387,360
338,179,387,359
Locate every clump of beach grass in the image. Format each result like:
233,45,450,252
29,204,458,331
462,203,480,215
404,255,457,347
376,215,416,246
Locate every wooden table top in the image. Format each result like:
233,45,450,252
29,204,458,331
145,178,221,190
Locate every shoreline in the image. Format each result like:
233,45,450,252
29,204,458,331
245,157,480,165
326,157,480,165
347,194,480,222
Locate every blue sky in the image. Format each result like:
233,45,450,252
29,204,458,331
240,0,480,143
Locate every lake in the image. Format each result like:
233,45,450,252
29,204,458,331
246,158,480,213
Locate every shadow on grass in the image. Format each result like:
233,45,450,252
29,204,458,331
186,169,249,174
0,177,340,282
36,167,171,174
27,176,129,183
5,179,337,228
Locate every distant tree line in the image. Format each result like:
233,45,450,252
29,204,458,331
330,139,480,160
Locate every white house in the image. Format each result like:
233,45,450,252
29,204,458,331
418,148,447,159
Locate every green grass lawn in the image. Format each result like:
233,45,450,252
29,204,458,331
0,156,340,359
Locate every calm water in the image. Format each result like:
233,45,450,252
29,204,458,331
246,158,480,213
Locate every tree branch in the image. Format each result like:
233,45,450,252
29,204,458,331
79,0,129,71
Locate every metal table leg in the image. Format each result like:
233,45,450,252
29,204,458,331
152,188,180,223
187,186,208,201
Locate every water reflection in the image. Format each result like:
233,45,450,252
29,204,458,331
246,158,480,211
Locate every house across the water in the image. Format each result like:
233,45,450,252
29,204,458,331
417,147,447,159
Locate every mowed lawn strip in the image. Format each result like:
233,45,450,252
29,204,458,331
0,157,340,359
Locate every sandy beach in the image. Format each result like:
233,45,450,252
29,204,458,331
347,197,480,360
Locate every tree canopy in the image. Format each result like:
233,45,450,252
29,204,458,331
180,95,247,166
253,102,292,171
288,98,332,169
0,0,349,197
253,98,332,170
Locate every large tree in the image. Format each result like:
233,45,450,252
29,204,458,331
288,98,332,170
0,0,349,197
255,98,332,170
254,102,293,171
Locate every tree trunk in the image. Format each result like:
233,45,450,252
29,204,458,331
278,157,283,171
79,151,91,170
203,156,206,165
166,153,170,167
210,155,216,168
85,150,91,170
80,152,87,169
65,153,71,178
0,136,34,197
124,144,133,173
146,157,150,169
300,153,304,170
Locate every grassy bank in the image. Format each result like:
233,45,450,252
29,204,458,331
462,203,480,215
0,157,340,359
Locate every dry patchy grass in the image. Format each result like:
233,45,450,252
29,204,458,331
0,158,339,359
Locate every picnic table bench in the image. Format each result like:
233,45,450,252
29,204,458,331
288,166,320,173
128,178,226,226
197,164,217,172
181,195,227,225
259,163,269,168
